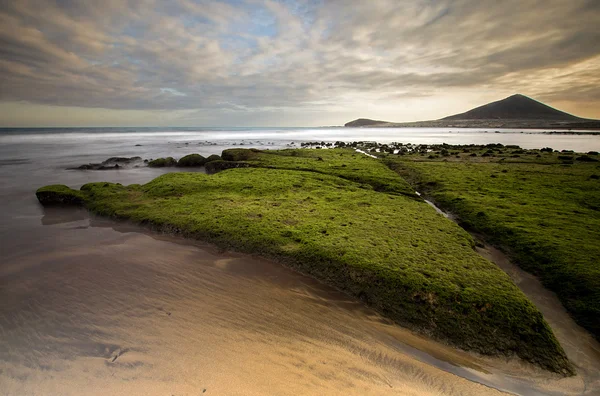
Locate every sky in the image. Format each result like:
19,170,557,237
0,0,599,127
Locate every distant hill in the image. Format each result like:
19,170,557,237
344,94,598,129
344,118,388,127
441,94,582,121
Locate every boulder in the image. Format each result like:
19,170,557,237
69,156,142,170
221,148,261,161
36,185,85,206
205,160,251,174
177,154,207,167
205,154,222,163
148,157,177,167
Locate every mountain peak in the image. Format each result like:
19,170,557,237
441,94,581,121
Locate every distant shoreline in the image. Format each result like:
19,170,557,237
344,120,600,131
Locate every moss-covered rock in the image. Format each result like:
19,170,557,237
205,160,251,174
35,149,574,374
221,148,261,161
206,154,222,163
387,153,600,353
148,157,177,167
36,185,85,206
177,154,207,167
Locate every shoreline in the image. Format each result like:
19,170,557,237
35,148,573,374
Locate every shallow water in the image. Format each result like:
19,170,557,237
2,127,600,395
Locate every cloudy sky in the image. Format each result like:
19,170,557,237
0,0,599,127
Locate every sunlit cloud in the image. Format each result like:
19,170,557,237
0,0,598,126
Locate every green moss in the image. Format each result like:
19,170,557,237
221,148,261,161
177,154,207,167
205,160,250,174
36,149,572,373
148,157,177,167
387,154,600,345
36,184,85,205
206,154,222,163
222,148,417,197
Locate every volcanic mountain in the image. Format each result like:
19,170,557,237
344,94,598,129
441,94,581,121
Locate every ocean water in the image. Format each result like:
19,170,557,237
1,127,600,395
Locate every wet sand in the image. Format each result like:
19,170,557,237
477,245,600,394
1,210,508,396
2,209,599,395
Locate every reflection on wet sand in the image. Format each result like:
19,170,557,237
0,211,597,395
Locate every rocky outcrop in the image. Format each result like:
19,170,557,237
221,148,261,161
205,160,251,174
206,154,222,163
70,156,143,170
177,154,207,167
36,185,85,206
148,157,177,167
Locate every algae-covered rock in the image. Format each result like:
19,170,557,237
34,148,576,374
36,185,85,206
206,154,222,163
205,160,251,174
221,148,261,161
177,154,207,167
148,157,177,167
69,156,143,170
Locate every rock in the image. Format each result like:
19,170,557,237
69,156,142,170
221,149,261,161
205,160,251,174
205,154,222,163
36,185,85,206
148,157,177,167
177,154,207,167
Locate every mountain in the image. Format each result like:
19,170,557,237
344,118,388,127
441,94,582,121
344,94,598,129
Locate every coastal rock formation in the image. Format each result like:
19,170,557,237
148,157,177,167
70,156,143,170
177,154,207,167
205,160,251,174
206,154,222,163
221,148,261,161
36,185,85,205
34,149,575,374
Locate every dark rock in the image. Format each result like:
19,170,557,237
205,154,222,163
221,149,261,161
205,160,251,174
148,157,177,167
36,185,85,206
177,154,207,167
69,156,142,170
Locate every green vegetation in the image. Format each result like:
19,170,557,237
35,148,572,373
177,153,207,167
385,146,600,343
148,157,177,167
36,184,85,205
222,148,417,196
206,154,222,163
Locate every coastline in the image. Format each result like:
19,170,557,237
34,148,574,374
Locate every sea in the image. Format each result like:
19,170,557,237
1,127,600,395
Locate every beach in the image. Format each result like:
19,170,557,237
2,127,600,395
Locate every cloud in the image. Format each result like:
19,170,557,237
0,0,599,125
